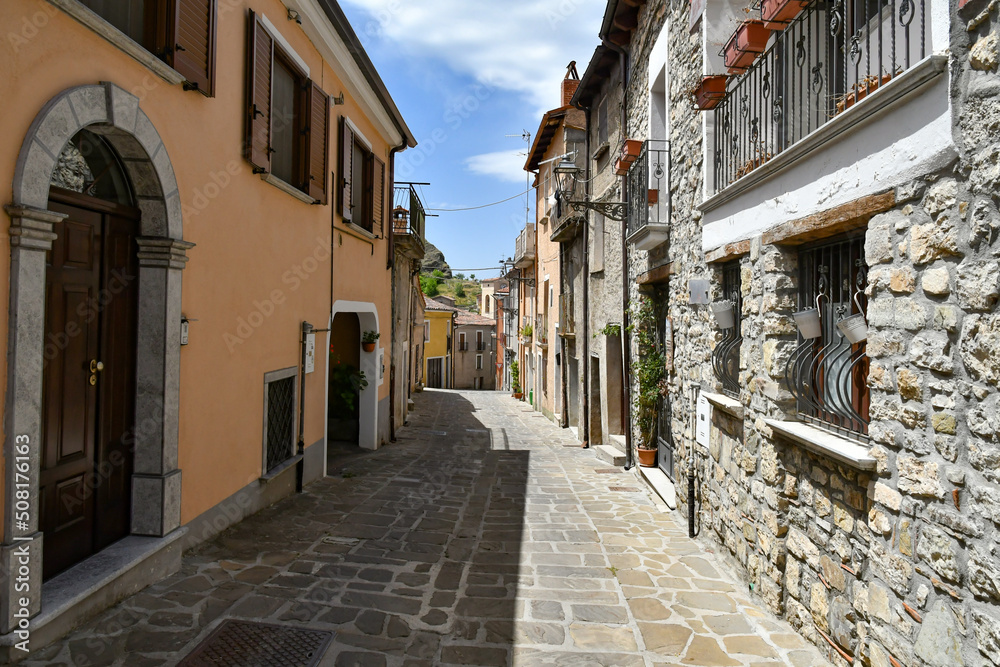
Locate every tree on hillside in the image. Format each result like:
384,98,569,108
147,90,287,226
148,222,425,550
470,274,476,280
455,283,466,298
420,275,439,297
456,273,465,280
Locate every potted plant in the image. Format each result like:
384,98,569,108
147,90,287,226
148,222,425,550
361,330,379,352
835,72,894,114
510,360,522,399
520,323,533,344
760,0,808,29
328,359,367,440
629,297,666,467
691,75,728,110
723,19,771,74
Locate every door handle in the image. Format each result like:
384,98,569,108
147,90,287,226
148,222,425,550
90,360,104,373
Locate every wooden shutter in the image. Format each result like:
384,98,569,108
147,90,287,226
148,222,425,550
305,81,329,204
372,155,385,234
339,117,354,222
245,10,272,173
168,0,217,96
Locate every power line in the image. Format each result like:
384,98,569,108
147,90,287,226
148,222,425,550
425,187,534,212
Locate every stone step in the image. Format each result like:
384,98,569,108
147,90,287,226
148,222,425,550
639,466,677,510
594,444,625,467
607,434,626,453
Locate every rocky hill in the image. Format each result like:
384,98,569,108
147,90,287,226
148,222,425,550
420,241,452,277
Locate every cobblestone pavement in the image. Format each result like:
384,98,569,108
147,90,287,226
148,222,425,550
28,390,834,667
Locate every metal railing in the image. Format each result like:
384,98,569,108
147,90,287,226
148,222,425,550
785,235,869,439
458,341,468,351
393,184,426,239
536,315,548,345
626,139,670,239
712,261,743,397
713,0,928,192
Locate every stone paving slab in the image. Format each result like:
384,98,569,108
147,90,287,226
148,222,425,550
24,390,834,667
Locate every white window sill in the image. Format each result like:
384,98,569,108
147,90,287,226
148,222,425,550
260,173,318,205
700,54,948,214
763,419,876,471
49,0,185,86
702,391,743,419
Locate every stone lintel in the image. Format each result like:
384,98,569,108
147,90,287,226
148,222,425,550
636,261,676,285
4,206,63,251
761,190,896,247
705,239,751,264
136,237,195,270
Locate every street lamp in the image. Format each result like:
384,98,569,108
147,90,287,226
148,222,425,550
499,256,535,287
553,158,627,222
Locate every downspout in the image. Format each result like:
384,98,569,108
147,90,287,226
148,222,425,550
387,142,405,442
570,98,591,441
559,242,568,429
603,36,632,468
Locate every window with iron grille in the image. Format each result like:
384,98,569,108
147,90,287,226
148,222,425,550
787,236,870,439
263,369,297,474
712,260,743,398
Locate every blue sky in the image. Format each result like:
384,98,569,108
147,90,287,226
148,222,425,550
339,0,607,279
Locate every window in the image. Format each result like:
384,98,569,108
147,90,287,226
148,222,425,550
591,214,605,272
477,331,484,351
712,261,743,398
485,297,490,314
80,0,216,95
263,368,297,475
246,11,329,202
476,355,483,370
339,118,385,233
788,236,870,438
424,321,429,342
459,332,467,351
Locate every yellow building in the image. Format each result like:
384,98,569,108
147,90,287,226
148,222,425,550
423,298,456,389
0,0,413,656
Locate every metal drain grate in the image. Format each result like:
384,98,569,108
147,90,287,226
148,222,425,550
594,468,622,474
178,620,333,667
609,486,641,492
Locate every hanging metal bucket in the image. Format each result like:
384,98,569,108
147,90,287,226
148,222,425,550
837,313,868,344
710,301,735,329
792,308,822,339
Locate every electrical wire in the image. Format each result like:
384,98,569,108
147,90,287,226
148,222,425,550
425,188,534,212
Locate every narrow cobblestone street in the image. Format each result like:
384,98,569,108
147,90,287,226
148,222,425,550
28,390,833,667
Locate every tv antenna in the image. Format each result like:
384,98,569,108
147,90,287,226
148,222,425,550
506,130,531,226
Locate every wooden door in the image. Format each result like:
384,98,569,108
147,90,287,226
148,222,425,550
41,193,138,579
427,358,442,389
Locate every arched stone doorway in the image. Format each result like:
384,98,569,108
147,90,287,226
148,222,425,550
2,83,191,630
327,301,380,453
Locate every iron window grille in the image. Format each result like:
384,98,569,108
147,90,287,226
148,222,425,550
786,235,870,439
263,371,297,474
713,0,929,192
712,261,743,398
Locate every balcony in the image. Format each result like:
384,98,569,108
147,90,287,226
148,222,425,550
458,342,468,352
514,223,536,268
536,315,549,348
559,294,575,338
393,184,426,259
712,0,931,194
625,140,670,251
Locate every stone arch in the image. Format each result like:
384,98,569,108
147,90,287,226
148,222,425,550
329,301,381,451
3,83,191,633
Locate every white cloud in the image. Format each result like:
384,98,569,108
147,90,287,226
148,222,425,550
465,150,531,183
341,0,605,113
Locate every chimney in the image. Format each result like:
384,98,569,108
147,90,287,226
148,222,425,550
561,60,580,107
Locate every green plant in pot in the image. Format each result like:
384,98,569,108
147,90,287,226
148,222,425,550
628,297,666,467
361,330,379,352
510,360,522,399
329,358,368,433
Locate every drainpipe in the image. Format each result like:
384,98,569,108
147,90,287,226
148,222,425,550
297,321,314,493
602,36,632,468
581,208,590,449
559,242,569,429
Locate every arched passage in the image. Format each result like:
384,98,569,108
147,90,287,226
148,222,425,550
328,301,380,452
3,83,191,630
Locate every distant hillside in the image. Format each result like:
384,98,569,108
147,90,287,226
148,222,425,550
421,241,452,277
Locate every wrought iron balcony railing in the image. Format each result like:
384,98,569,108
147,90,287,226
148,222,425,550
785,235,870,439
458,342,468,351
626,140,670,251
713,0,929,193
393,183,427,256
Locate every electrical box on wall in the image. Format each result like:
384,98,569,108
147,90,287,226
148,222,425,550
304,333,316,374
180,315,196,345
696,393,710,447
689,280,710,304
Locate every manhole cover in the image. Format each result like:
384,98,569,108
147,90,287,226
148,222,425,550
178,620,333,667
609,486,641,492
594,468,621,474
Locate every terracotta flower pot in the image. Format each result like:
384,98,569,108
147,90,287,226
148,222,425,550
513,392,523,399
614,157,630,176
620,139,643,163
637,448,657,467
760,0,808,29
693,75,728,110
724,20,771,74
362,342,376,352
